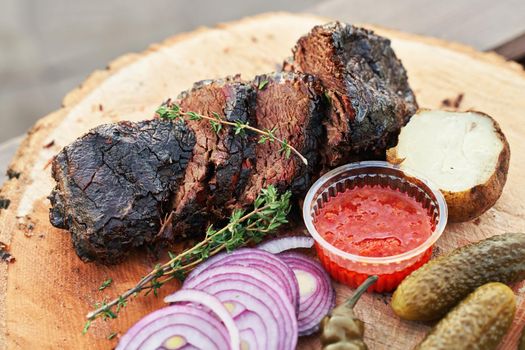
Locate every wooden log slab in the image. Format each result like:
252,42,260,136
1,12,525,350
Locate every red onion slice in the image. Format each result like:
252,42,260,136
185,248,299,313
183,266,298,350
140,324,217,349
179,346,199,350
163,289,240,350
278,252,335,336
286,258,327,312
116,305,229,350
234,311,267,350
187,272,294,326
218,286,296,350
257,236,314,254
284,259,332,334
216,288,276,350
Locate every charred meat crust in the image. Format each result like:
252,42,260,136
49,23,420,264
289,22,418,166
169,76,257,240
49,119,195,264
240,71,325,204
171,72,325,240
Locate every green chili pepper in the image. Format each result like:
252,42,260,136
320,276,378,350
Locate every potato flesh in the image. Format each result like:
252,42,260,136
394,111,503,192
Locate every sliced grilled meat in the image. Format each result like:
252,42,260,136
239,72,325,205
287,22,418,166
169,77,256,240
49,119,195,264
48,23,421,265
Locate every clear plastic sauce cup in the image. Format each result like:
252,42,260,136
303,161,448,292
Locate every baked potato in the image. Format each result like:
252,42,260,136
387,110,510,222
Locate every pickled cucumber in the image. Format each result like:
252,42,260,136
414,282,516,350
392,232,525,320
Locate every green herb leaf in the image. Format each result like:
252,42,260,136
263,127,277,142
173,269,186,281
154,264,165,278
107,332,117,340
82,320,91,335
155,106,168,119
116,296,127,313
279,139,292,159
156,104,182,120
205,225,216,239
233,120,248,136
103,308,117,320
258,80,269,90
210,120,222,134
99,278,113,291
187,111,202,121
169,256,182,270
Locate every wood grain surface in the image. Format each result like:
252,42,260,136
4,0,524,146
1,12,525,350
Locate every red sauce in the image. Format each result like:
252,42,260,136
314,185,432,257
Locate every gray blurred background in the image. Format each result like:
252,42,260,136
1,0,524,154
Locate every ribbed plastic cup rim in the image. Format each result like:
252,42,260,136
303,161,448,265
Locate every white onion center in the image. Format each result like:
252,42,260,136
294,270,317,298
163,335,186,349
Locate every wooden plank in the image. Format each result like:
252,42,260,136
0,137,23,185
0,0,320,143
2,0,523,148
493,31,525,61
309,0,525,52
1,12,525,350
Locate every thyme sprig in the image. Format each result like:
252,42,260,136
156,103,308,165
85,186,291,326
99,278,112,291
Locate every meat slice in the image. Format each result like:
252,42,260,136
49,119,195,264
287,22,418,166
169,77,256,239
47,23,421,265
239,72,325,205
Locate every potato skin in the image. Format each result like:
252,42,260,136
444,112,510,222
387,110,510,223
